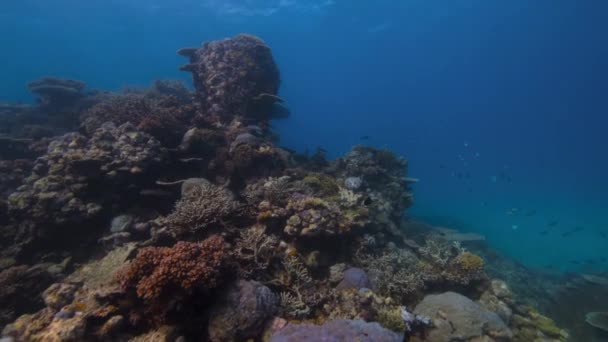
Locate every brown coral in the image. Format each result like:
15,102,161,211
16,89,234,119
116,236,229,301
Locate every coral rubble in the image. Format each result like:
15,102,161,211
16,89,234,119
0,33,569,342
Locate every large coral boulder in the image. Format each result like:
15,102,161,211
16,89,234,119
207,280,278,341
178,34,281,124
269,319,403,342
413,292,512,341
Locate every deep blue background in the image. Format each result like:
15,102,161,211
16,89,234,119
2,0,607,271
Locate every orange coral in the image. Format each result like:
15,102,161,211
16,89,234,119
116,235,229,301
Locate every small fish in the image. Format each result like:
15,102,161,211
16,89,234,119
561,226,584,237
360,135,370,140
439,164,447,169
464,142,469,148
570,260,581,265
511,225,519,230
600,232,607,239
506,208,519,215
525,210,537,217
540,230,549,236
547,220,559,227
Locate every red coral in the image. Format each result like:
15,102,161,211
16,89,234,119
116,235,229,301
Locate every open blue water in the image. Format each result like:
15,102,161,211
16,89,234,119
2,0,607,273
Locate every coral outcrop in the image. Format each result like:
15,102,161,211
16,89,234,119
178,34,281,125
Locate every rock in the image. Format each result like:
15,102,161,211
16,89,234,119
269,319,403,342
413,292,512,341
336,267,371,291
207,280,277,341
110,214,133,233
43,282,79,310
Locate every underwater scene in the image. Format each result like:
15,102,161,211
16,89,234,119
0,0,607,341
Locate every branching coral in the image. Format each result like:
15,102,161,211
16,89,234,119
161,181,243,239
235,225,280,277
116,235,230,305
418,237,486,286
418,236,461,267
270,255,320,319
355,248,425,303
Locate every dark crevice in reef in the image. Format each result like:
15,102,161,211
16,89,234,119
0,34,575,341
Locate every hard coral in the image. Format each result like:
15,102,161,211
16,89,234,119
178,34,281,125
160,181,244,239
116,236,229,302
8,122,163,225
81,86,194,147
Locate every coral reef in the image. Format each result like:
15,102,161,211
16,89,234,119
0,33,569,342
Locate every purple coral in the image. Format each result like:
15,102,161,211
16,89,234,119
336,267,372,291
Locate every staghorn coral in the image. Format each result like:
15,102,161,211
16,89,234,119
355,247,425,303
159,180,244,239
178,34,281,125
116,236,229,302
418,237,487,287
235,225,280,277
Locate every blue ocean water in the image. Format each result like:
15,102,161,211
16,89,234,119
1,0,607,273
